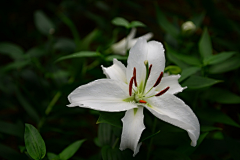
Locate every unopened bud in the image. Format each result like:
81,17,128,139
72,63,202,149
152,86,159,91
181,21,196,34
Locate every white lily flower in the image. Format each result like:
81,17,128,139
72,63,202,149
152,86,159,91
68,38,200,156
111,28,153,55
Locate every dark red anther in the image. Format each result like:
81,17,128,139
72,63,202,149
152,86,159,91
148,64,152,79
129,76,134,96
139,100,147,103
155,86,170,96
133,67,137,87
153,72,163,87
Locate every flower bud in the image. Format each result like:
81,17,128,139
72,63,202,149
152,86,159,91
181,21,196,34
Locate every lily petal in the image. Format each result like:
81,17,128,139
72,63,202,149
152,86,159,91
155,74,186,95
128,32,154,49
145,94,200,146
145,41,166,92
120,106,145,157
102,58,127,83
127,38,148,85
111,28,136,55
68,79,137,112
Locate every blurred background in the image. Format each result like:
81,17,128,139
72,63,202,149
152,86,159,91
1,0,240,160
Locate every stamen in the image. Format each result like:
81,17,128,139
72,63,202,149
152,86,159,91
155,86,170,96
133,67,137,87
129,76,134,96
148,64,152,79
139,100,147,103
153,72,163,87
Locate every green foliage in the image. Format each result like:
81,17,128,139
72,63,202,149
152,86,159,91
1,1,240,160
24,124,46,160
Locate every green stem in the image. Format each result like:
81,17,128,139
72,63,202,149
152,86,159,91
112,138,119,149
147,117,157,160
45,91,62,115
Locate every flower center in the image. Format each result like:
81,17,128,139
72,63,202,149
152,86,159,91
128,60,170,104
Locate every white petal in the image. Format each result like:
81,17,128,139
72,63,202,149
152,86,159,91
155,74,186,95
145,41,166,92
102,59,127,83
120,106,145,156
145,94,200,146
126,38,148,85
111,28,136,55
128,32,153,50
68,79,137,112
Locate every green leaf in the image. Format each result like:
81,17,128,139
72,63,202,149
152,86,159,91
34,10,55,35
166,45,201,66
0,60,30,73
55,51,99,62
154,149,191,160
15,89,40,122
164,65,182,74
141,130,161,142
191,12,205,27
101,145,123,160
200,125,222,132
203,51,236,65
202,87,240,104
0,42,24,60
0,121,24,137
59,139,86,160
53,38,76,52
199,28,212,59
197,108,240,128
105,55,127,62
176,132,208,155
209,55,240,74
179,67,201,82
181,75,222,89
129,21,145,28
24,123,46,160
111,17,129,28
98,123,114,146
156,6,179,37
79,28,100,50
47,152,60,160
97,112,124,128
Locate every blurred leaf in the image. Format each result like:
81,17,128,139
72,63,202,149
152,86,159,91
24,123,46,160
105,55,127,62
47,152,60,160
112,17,129,28
129,21,145,28
212,131,224,140
98,123,114,146
141,130,161,142
0,60,30,73
26,47,46,58
164,65,181,74
191,12,205,27
16,89,40,122
101,145,123,160
34,10,55,35
182,75,221,89
202,87,240,104
203,51,236,65
199,28,212,59
154,149,191,160
209,55,240,74
225,135,240,160
197,108,240,128
58,13,81,49
55,51,99,62
176,132,208,155
166,45,201,66
179,67,201,82
0,143,26,160
80,29,100,50
54,38,76,52
0,42,24,60
59,139,86,160
0,121,24,137
97,112,124,128
156,6,179,37
200,126,222,132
